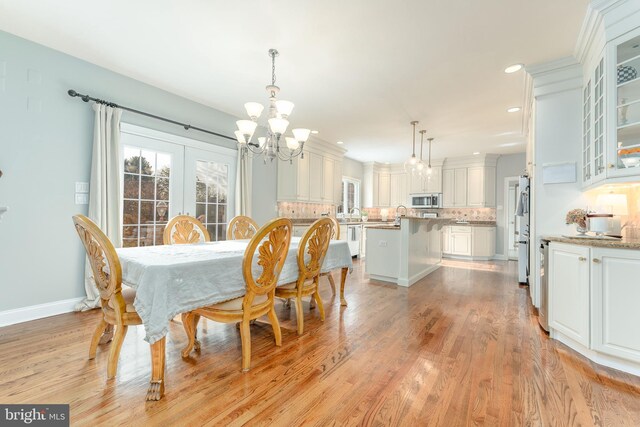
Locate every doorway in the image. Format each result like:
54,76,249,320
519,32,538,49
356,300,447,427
504,176,520,260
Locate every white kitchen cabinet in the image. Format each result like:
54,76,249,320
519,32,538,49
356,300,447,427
378,173,390,207
442,169,454,207
425,167,442,193
333,159,343,204
471,227,496,257
390,173,408,207
591,247,640,363
453,168,468,207
309,152,324,202
277,155,309,201
548,242,591,347
442,226,450,253
292,225,308,238
449,226,472,256
467,167,484,206
322,157,334,202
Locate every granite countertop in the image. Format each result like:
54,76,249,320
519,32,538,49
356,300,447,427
446,221,497,227
544,235,640,249
366,225,401,230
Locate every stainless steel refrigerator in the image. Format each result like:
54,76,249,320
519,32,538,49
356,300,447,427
515,175,530,285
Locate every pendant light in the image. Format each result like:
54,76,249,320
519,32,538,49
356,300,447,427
404,121,419,172
416,130,426,175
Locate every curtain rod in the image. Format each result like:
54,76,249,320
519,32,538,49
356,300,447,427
67,89,236,142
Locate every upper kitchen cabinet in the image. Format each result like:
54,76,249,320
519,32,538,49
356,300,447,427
363,163,407,208
442,154,498,208
408,160,443,194
277,138,346,204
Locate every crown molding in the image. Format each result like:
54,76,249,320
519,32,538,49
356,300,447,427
525,57,582,97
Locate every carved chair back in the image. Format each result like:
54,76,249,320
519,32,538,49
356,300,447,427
241,218,292,309
297,218,333,283
227,215,259,240
163,215,210,245
328,216,340,240
72,215,126,318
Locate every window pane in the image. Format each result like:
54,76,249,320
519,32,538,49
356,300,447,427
124,174,140,199
123,238,138,248
217,204,226,223
156,153,171,177
156,178,169,201
206,204,216,223
140,150,156,175
217,224,227,241
156,201,169,223
123,200,139,225
207,184,218,203
139,225,155,246
140,201,154,224
196,204,206,223
207,225,217,241
123,226,138,240
124,147,141,173
196,181,206,203
140,176,155,200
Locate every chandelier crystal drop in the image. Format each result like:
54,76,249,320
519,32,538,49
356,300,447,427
235,49,311,163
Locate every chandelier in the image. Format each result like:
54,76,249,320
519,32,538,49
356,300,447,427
234,49,311,163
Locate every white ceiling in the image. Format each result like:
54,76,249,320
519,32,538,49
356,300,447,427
0,0,589,163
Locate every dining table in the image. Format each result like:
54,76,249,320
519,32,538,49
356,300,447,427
113,237,353,401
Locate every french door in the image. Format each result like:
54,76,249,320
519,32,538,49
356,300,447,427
120,124,236,247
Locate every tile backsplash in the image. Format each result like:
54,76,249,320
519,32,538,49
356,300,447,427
277,202,336,219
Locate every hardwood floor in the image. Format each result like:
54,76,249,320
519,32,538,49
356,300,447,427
2,259,640,426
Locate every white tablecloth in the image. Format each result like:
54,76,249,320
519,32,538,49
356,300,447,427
115,237,353,343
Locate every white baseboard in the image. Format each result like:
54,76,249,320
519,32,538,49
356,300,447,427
0,297,84,327
492,253,508,261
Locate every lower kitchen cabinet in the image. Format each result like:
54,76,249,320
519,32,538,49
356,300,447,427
442,225,495,259
548,242,640,374
548,242,591,347
591,247,640,362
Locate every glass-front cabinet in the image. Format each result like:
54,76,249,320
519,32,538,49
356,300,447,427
608,28,640,177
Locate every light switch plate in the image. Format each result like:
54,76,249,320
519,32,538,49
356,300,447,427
75,182,89,193
75,193,89,205
378,240,387,247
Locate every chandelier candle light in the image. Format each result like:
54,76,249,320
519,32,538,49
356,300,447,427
234,49,311,163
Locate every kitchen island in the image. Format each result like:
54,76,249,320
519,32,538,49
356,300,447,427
365,217,449,286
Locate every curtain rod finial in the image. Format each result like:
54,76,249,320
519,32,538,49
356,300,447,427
67,89,77,97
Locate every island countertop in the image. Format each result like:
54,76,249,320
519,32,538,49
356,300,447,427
544,235,640,250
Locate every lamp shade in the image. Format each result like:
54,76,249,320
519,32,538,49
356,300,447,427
234,130,247,144
285,137,300,150
595,193,629,215
244,102,264,119
268,118,289,135
236,120,257,136
275,100,294,117
292,128,311,142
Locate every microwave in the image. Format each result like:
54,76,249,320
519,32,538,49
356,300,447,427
410,193,442,209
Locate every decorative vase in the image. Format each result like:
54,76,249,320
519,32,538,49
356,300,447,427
618,65,637,85
576,225,588,236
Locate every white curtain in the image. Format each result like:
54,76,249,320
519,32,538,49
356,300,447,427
235,148,252,217
75,104,123,311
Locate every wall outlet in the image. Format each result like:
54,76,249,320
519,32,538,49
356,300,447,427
378,240,387,247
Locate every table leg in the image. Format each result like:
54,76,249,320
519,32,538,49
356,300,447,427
340,267,348,306
146,337,166,401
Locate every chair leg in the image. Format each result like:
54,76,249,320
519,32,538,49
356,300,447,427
107,325,128,379
327,273,337,295
181,312,200,358
240,319,252,372
267,307,282,347
89,318,108,360
314,291,325,322
294,297,304,335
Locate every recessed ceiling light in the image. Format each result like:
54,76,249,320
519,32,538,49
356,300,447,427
507,107,521,113
385,162,390,165
311,130,319,134
473,152,480,155
336,141,344,145
504,64,523,73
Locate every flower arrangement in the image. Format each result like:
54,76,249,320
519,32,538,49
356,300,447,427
566,208,587,229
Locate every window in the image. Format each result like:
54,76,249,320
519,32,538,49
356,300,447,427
338,177,360,216
120,124,237,247
122,147,172,247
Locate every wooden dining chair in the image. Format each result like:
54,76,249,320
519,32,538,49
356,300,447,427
181,217,292,372
227,215,259,240
276,217,333,335
163,214,210,245
319,216,341,295
72,214,143,379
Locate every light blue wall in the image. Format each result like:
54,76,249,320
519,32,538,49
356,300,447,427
0,31,276,311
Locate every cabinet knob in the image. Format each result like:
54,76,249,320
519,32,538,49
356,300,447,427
579,256,587,261
593,258,601,263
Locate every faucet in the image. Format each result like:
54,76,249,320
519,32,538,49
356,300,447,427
395,205,407,225
349,207,361,221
